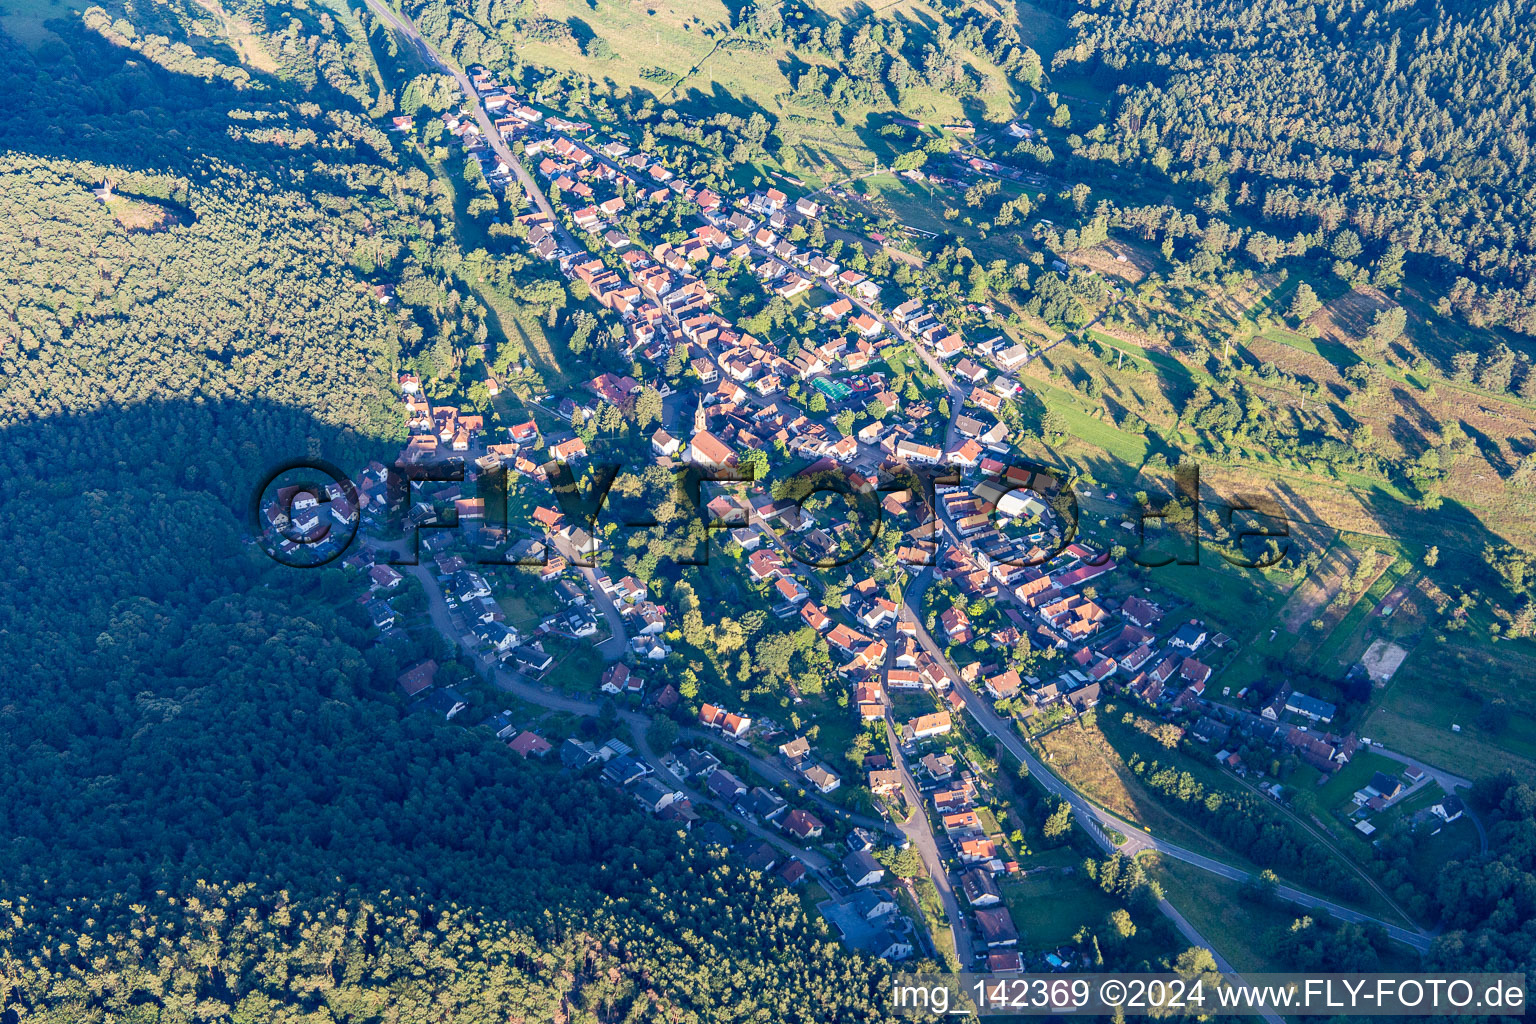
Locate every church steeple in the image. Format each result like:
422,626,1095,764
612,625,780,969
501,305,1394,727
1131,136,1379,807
693,389,707,436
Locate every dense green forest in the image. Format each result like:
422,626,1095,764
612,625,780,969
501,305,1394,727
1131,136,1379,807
1060,0,1536,334
0,877,892,1022
1428,775,1536,973
0,9,899,1020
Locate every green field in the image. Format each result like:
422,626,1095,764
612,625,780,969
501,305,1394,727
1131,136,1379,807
1145,855,1308,973
1146,854,1422,973
1108,555,1289,651
1308,559,1411,673
1000,870,1121,949
1024,376,1150,472
1058,402,1149,469
2,0,90,47
1364,634,1536,777
852,173,1041,267
494,0,1033,179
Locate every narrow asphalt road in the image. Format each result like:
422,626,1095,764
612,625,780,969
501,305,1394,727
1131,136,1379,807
901,563,1432,955
552,534,628,661
362,0,575,250
899,572,1277,1023
879,616,972,967
883,714,972,968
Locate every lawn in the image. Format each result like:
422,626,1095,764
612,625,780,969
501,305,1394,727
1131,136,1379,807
851,173,1037,267
799,696,864,776
1096,708,1247,802
1056,402,1149,471
1045,710,1409,922
882,342,944,393
365,26,572,391
1257,324,1360,375
495,575,563,632
1000,870,1121,949
498,0,723,100
1116,554,1289,650
910,877,958,969
542,635,609,695
1313,751,1403,810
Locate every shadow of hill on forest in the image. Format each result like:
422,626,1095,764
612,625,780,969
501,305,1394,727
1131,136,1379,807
0,18,901,1012
0,6,743,937
0,396,695,929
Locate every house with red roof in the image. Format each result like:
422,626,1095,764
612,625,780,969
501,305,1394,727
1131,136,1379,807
782,808,825,840
508,731,552,757
397,660,437,697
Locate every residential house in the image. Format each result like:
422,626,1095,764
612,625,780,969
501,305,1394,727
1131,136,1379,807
1168,620,1208,650
975,907,1020,947
1286,692,1337,724
397,659,437,698
906,711,952,740
844,850,886,887
961,867,1003,906
804,764,841,793
782,808,825,840
508,731,553,758
706,768,748,801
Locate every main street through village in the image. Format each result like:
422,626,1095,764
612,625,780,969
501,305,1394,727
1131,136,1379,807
363,3,1432,1000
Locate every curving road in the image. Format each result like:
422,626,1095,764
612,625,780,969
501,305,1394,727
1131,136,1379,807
896,571,1263,1006
369,536,898,861
899,564,1433,955
375,539,839,871
552,533,629,661
362,5,1435,978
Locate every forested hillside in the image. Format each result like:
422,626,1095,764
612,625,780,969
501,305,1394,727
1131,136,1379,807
1059,0,1536,334
0,9,897,1020
1,880,891,1023
1429,775,1536,973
